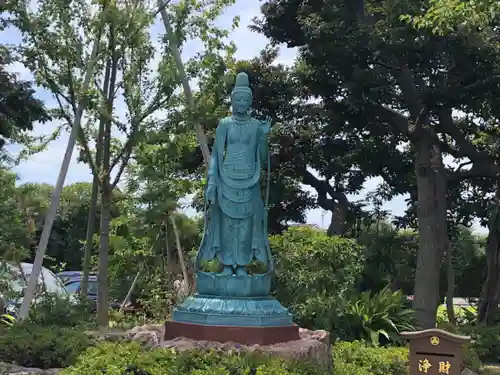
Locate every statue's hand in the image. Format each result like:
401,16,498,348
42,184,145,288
260,116,272,136
206,184,216,204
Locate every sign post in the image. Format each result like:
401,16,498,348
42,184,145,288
400,329,470,375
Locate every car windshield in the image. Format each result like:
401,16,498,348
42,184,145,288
38,267,68,296
0,263,68,297
65,280,98,295
88,281,98,295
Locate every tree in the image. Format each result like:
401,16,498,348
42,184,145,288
171,47,404,235
14,0,110,321
254,0,500,327
402,0,500,326
15,0,240,325
0,167,31,262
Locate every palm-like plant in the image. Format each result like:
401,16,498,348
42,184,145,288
338,285,416,346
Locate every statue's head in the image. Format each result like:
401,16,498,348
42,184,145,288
231,72,252,115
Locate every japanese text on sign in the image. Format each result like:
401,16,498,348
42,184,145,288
418,358,452,374
418,359,432,373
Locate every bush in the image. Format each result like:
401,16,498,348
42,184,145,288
333,341,408,375
460,324,500,364
436,304,477,327
27,293,94,328
61,341,324,375
270,227,364,332
336,286,415,345
0,322,92,369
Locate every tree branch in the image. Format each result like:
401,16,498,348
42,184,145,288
109,86,172,188
110,126,138,189
66,62,77,115
51,88,101,184
438,107,500,177
302,169,348,208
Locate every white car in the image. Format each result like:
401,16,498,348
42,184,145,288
0,262,73,317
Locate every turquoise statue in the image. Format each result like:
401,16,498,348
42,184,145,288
171,72,294,327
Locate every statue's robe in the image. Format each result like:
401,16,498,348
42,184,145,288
198,117,269,267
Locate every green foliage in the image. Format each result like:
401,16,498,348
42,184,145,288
436,304,477,327
0,46,50,153
61,341,324,375
0,168,31,262
357,225,418,295
460,324,500,364
26,294,94,328
333,341,408,375
270,226,364,332
0,322,92,369
402,0,500,35
461,343,483,373
337,286,415,345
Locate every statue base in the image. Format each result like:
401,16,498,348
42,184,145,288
166,294,298,345
164,321,300,345
171,294,294,327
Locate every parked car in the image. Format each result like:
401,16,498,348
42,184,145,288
56,271,86,284
61,274,121,310
0,262,72,319
63,274,98,300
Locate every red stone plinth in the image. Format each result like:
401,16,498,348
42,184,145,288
164,320,300,346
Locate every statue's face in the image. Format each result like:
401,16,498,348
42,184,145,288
231,92,251,115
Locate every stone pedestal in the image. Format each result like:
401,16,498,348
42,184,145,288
171,294,294,327
165,321,299,345
167,293,298,345
160,328,331,370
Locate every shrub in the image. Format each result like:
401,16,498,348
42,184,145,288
61,341,324,375
333,341,408,375
461,324,500,364
270,227,364,332
336,286,415,345
436,304,477,327
27,293,94,328
0,322,93,369
462,343,482,373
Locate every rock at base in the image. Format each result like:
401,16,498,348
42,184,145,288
158,327,331,371
87,324,331,370
0,362,60,375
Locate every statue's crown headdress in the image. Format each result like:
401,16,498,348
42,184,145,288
232,72,252,96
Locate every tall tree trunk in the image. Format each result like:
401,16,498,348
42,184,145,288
81,176,99,299
18,7,107,319
97,24,118,328
412,132,448,329
302,170,349,236
478,188,500,324
98,171,111,327
81,56,111,299
445,240,456,325
170,215,189,299
158,1,210,164
327,195,348,236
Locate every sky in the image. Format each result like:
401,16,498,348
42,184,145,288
2,0,466,231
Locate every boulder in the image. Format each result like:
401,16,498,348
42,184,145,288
85,324,164,347
0,363,60,375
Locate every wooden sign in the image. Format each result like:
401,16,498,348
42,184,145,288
400,329,470,375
